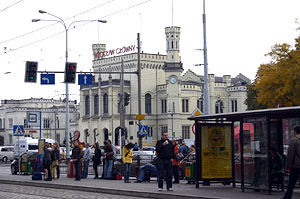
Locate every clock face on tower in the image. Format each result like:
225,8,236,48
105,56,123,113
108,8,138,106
170,77,177,84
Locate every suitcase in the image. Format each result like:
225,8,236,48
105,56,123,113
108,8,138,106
32,172,42,180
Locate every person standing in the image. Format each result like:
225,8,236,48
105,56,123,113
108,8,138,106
51,144,59,179
42,142,52,181
71,140,82,181
122,142,134,183
103,139,114,179
93,142,102,179
155,132,174,191
82,143,91,179
55,143,61,179
283,125,300,199
172,140,180,184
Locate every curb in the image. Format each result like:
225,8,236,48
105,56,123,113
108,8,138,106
0,179,220,199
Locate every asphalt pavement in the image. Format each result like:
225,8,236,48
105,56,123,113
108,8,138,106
0,165,299,199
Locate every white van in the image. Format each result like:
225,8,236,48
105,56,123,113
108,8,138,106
14,137,55,157
0,146,14,162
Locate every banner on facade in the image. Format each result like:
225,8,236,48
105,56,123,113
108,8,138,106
201,125,232,179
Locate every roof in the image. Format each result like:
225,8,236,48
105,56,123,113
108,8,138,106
188,106,300,121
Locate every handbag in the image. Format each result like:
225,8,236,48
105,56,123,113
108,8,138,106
175,152,184,160
120,151,130,163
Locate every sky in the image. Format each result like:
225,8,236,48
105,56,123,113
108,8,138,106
0,0,300,103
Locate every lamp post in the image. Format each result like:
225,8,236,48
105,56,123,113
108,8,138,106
33,10,106,163
168,102,175,139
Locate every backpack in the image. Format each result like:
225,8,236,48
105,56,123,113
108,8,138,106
111,167,121,180
143,170,152,182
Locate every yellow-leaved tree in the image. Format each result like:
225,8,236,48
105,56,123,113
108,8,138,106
255,37,300,107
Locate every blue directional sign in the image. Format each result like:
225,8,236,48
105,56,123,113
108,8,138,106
41,74,55,85
78,74,93,85
139,125,148,136
13,125,24,136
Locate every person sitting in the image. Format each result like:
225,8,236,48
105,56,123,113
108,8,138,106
270,147,285,188
135,157,158,183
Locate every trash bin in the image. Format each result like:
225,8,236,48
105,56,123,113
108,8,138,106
185,162,195,183
24,161,31,175
67,161,74,178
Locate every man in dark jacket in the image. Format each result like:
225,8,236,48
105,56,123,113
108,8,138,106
155,132,174,191
283,125,300,199
71,140,82,181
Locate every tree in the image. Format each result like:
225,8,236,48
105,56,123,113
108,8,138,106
245,83,268,110
254,37,300,107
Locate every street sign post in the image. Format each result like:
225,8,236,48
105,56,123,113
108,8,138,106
13,125,24,175
40,74,55,85
139,125,148,136
78,74,93,85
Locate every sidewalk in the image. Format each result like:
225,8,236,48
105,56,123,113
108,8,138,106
0,167,299,199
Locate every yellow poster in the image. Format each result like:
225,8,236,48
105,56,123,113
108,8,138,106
201,125,232,179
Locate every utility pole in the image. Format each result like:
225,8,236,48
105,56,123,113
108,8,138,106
119,59,125,151
137,33,142,149
203,0,210,115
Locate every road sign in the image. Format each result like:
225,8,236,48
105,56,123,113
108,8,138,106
78,74,93,85
139,125,148,136
13,125,24,136
41,74,55,85
136,114,145,120
27,112,40,127
192,107,202,117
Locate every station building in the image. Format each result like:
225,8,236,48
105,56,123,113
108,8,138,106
79,26,251,147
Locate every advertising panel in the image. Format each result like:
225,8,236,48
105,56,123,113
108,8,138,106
201,125,232,179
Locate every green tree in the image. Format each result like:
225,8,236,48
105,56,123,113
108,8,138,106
245,83,268,110
254,37,300,107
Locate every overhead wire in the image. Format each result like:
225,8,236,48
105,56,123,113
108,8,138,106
0,0,24,13
0,0,152,56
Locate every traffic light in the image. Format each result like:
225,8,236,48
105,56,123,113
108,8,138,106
25,61,38,83
64,62,77,83
124,92,130,106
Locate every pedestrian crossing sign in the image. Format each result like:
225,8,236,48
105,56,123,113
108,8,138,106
13,125,24,136
139,125,148,136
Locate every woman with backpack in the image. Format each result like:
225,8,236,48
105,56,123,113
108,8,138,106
122,142,134,183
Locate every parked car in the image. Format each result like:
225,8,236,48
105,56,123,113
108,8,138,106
0,146,14,162
11,151,40,175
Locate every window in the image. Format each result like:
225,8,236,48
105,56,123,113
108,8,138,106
24,119,30,128
145,94,152,114
94,95,99,115
0,119,2,129
215,100,224,114
85,95,90,116
161,99,167,113
9,135,13,145
43,118,50,129
148,127,153,137
231,100,238,112
8,118,13,128
182,126,190,139
182,99,189,113
197,99,204,113
103,93,108,114
161,126,168,134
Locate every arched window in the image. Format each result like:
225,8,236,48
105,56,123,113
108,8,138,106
94,95,99,115
145,94,152,114
103,93,108,114
85,95,90,116
215,100,224,114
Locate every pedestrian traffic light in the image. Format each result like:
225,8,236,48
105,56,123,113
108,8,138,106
124,92,130,106
25,61,38,83
64,62,77,83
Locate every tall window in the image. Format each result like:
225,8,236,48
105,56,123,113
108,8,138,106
43,118,50,129
161,126,168,134
103,93,108,114
182,126,190,139
231,100,238,112
85,95,90,116
182,99,189,113
145,94,152,114
215,100,224,114
0,119,2,129
94,95,99,115
148,126,153,137
197,99,204,113
8,118,13,128
161,99,167,113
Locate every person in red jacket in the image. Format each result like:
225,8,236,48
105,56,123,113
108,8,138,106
172,140,180,184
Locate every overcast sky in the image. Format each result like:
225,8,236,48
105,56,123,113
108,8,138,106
0,0,299,102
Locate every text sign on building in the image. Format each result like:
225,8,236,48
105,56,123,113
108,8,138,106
13,125,24,136
93,45,136,59
78,74,93,85
136,114,145,121
41,74,55,85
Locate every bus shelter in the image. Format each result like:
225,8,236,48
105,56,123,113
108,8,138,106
188,106,300,194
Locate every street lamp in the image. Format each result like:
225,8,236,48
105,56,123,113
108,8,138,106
32,10,106,163
168,102,175,139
